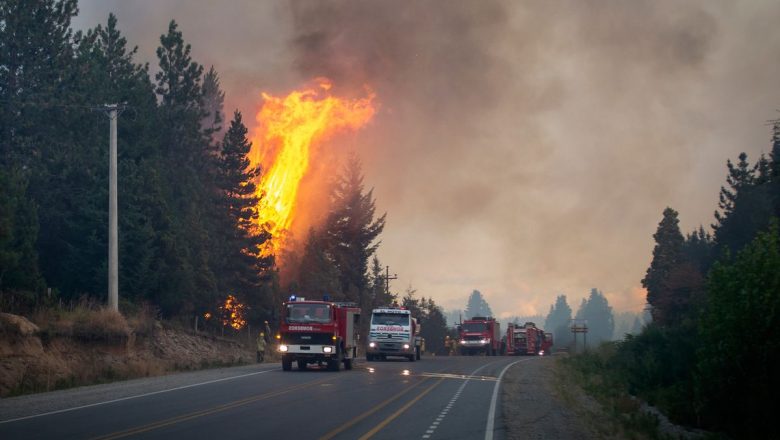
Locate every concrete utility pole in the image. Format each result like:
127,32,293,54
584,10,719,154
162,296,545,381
102,103,124,312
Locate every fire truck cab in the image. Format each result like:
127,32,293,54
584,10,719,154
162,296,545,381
458,316,501,356
277,297,360,372
366,307,422,362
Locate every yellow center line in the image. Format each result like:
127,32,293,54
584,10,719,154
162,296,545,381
92,375,337,440
318,377,430,440
357,378,445,440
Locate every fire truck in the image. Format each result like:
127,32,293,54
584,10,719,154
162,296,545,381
540,332,554,356
506,322,546,355
458,316,501,356
366,307,422,362
277,297,360,371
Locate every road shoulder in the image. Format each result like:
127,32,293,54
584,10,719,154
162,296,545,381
501,356,601,440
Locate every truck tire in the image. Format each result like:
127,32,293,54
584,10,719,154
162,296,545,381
344,357,353,370
408,353,416,362
282,355,292,371
366,353,374,362
328,357,341,371
298,360,308,370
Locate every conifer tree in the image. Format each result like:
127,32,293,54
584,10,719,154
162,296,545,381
325,155,386,303
544,294,572,346
298,228,340,300
574,288,614,344
464,290,493,318
213,111,271,307
642,207,684,325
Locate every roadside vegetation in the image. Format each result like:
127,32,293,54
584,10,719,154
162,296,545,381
565,129,780,439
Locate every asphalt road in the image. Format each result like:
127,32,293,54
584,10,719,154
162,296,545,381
0,355,536,440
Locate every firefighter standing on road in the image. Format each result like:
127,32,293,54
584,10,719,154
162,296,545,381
445,335,455,356
256,331,267,363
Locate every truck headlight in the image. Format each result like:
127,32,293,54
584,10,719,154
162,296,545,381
279,345,288,352
369,342,376,348
323,346,333,353
403,343,410,349
460,340,465,344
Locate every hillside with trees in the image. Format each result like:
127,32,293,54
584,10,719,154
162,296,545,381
0,2,404,339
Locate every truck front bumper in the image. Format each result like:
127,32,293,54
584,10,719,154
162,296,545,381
367,341,414,355
279,344,337,358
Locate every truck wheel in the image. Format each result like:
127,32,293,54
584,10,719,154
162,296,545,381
328,357,341,371
298,360,308,370
282,355,292,371
344,357,353,370
408,354,416,362
366,353,374,362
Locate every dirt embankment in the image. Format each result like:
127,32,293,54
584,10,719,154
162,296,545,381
0,311,255,397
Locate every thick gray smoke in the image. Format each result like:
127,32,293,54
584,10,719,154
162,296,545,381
74,0,780,316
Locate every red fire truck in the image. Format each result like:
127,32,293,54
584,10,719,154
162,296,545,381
458,316,501,356
506,322,545,355
277,296,360,371
540,332,554,356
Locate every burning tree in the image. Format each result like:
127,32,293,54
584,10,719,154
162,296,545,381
219,295,247,331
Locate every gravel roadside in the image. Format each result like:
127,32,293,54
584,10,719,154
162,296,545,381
501,355,599,440
0,362,278,422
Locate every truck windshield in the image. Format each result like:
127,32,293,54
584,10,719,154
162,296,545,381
286,304,331,323
371,313,409,326
462,322,488,332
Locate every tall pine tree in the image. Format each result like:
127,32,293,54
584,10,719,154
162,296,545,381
642,207,684,325
325,155,386,303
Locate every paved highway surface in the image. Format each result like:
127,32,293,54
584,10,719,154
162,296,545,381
0,356,537,439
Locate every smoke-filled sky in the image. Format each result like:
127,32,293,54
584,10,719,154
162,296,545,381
74,0,780,318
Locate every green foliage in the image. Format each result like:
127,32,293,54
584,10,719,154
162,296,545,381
0,5,280,322
297,228,341,300
324,155,386,302
0,169,45,296
464,289,493,318
545,294,572,346
575,288,615,344
697,222,780,437
401,287,449,354
642,208,685,325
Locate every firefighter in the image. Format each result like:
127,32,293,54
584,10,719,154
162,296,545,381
263,320,272,343
256,331,267,363
445,335,454,356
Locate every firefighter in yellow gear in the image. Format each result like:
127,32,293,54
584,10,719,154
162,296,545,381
445,335,455,356
256,331,267,363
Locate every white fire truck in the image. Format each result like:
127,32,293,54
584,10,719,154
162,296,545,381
366,307,422,362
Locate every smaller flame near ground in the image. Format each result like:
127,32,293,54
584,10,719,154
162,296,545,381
218,295,247,330
249,78,376,256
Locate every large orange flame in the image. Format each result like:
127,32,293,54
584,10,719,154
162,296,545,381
249,79,376,256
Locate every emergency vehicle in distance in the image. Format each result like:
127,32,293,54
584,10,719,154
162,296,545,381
506,322,553,355
458,316,502,356
277,296,360,371
366,306,422,362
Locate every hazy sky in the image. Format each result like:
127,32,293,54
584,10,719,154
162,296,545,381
74,1,780,318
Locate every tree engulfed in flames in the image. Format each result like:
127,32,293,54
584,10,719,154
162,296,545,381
219,295,247,330
249,78,376,256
